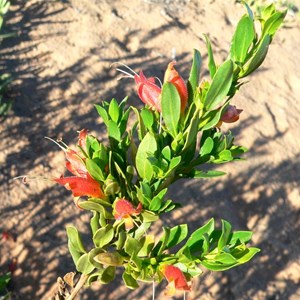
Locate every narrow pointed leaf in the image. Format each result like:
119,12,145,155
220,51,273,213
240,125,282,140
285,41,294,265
240,35,271,77
76,253,95,274
135,133,157,181
204,60,233,110
187,49,202,103
161,82,181,137
218,220,232,251
204,34,217,78
230,14,255,63
108,98,120,123
66,226,86,254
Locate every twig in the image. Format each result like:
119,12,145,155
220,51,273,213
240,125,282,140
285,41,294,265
66,274,88,300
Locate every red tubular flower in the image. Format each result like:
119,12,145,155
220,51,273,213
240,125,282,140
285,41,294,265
162,265,191,296
55,174,104,198
134,71,162,111
113,198,142,230
54,129,105,200
134,62,188,113
78,128,88,149
164,61,188,113
65,148,88,178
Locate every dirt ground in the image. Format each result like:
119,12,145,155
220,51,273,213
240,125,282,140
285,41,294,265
1,0,300,299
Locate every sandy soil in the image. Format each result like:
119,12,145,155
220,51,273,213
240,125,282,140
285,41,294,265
1,0,300,299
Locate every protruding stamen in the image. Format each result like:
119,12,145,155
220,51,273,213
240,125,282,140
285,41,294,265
111,61,139,76
13,175,53,183
116,68,135,79
45,136,67,151
155,76,163,88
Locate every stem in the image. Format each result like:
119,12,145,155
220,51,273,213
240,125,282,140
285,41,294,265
159,113,162,134
66,274,88,300
152,280,155,300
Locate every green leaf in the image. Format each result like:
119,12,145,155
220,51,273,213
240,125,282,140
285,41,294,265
90,211,100,236
230,231,253,246
123,272,139,289
138,235,155,256
149,188,168,211
161,82,181,137
99,266,116,284
169,156,181,171
235,247,260,264
88,247,104,269
0,273,11,292
76,253,95,274
88,197,111,207
215,252,237,264
204,60,233,110
185,218,215,254
262,10,287,39
79,201,112,219
125,235,142,257
161,146,171,161
218,220,232,251
244,2,254,21
68,242,81,265
200,103,229,130
108,120,121,141
230,14,255,63
204,34,217,78
152,227,170,256
86,158,105,182
158,199,180,214
93,224,114,248
119,108,130,135
95,104,109,126
187,49,202,103
166,224,188,249
190,170,226,178
94,252,124,266
200,137,214,156
141,108,154,130
213,149,233,163
134,222,152,240
200,260,233,271
66,225,86,254
261,4,276,20
87,270,104,285
108,98,120,123
182,111,199,153
115,231,126,250
131,106,147,141
135,133,157,181
240,35,271,77
141,210,159,222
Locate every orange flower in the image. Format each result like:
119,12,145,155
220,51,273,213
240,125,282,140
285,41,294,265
113,198,142,230
134,71,162,111
164,61,188,113
54,129,105,200
55,174,104,198
65,148,88,178
78,128,88,149
162,265,191,296
134,62,188,113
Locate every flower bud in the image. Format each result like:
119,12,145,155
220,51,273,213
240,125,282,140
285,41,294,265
164,61,188,112
104,175,120,195
94,252,124,266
